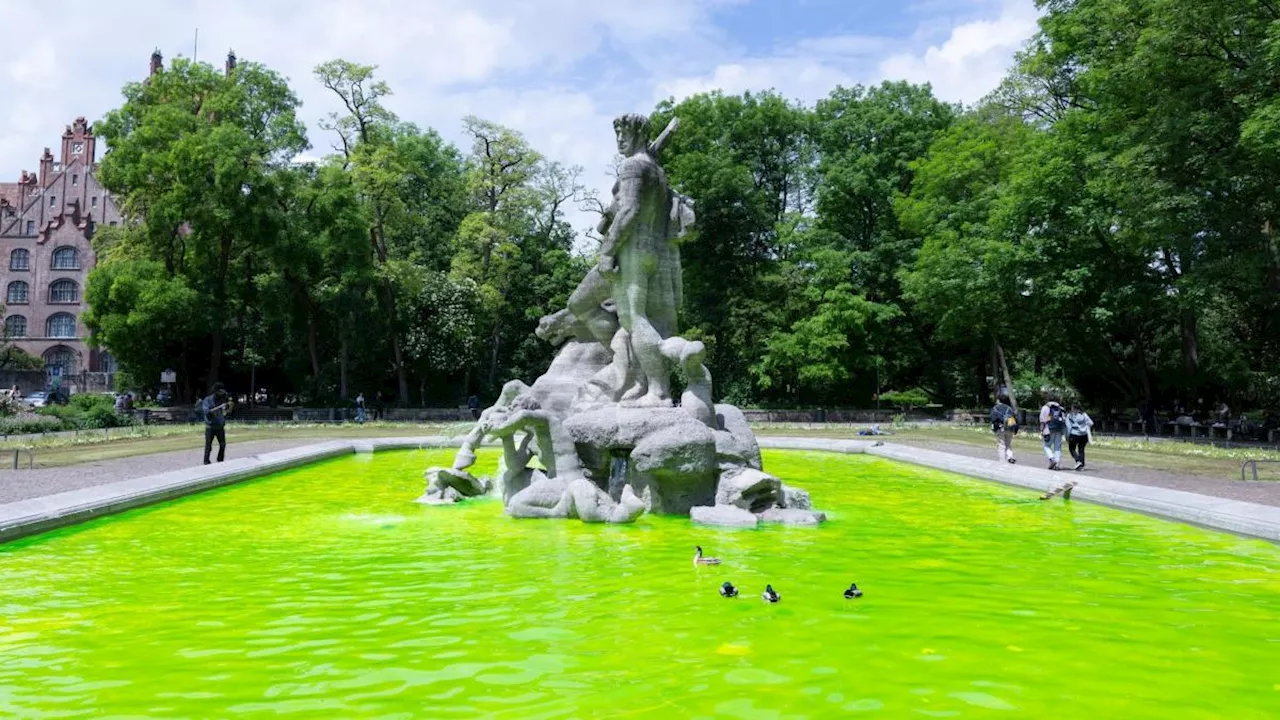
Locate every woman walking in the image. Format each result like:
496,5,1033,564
1066,404,1094,471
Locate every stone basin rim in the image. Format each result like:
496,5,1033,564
1,435,1276,544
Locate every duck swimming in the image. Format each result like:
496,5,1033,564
761,584,780,603
694,546,722,566
719,582,739,598
844,583,863,599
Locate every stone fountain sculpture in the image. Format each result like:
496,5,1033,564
417,113,825,527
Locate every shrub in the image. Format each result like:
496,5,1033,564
0,414,65,435
880,388,931,410
80,404,127,429
0,393,25,418
36,404,81,424
71,393,116,412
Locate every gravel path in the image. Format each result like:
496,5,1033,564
0,439,319,504
892,438,1280,507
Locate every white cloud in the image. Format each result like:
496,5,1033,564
878,0,1039,102
0,0,1039,247
651,0,1037,106
654,58,856,105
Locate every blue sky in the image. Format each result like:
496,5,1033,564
1,0,1038,238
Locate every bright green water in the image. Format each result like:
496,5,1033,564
2,450,1279,718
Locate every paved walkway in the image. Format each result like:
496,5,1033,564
0,439,318,504
888,437,1280,508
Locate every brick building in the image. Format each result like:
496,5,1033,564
0,116,121,377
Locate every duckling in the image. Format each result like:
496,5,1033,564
694,546,722,566
761,584,780,603
844,583,863,599
719,581,739,598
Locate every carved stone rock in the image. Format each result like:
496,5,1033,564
690,504,761,528
715,467,782,513
759,508,827,525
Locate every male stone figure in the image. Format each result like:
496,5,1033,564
568,114,691,407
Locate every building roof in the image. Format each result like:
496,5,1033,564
0,182,21,209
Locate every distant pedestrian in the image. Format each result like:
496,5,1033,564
114,393,126,413
1066,404,1094,471
989,392,1018,464
200,382,234,465
1039,395,1067,470
374,391,384,421
467,394,481,420
355,392,366,424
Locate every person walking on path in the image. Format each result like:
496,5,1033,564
1039,395,1068,470
1067,404,1094,471
989,392,1018,464
200,382,234,465
355,393,366,424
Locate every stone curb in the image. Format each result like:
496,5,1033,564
0,436,471,544
756,436,1280,543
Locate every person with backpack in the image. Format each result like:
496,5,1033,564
1039,395,1068,470
989,392,1018,464
1066,404,1094,471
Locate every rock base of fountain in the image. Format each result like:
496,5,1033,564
415,467,490,505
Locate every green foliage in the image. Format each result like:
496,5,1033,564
880,388,931,410
83,26,1278,414
0,346,43,372
0,415,64,435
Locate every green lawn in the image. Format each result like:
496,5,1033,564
2,419,1276,480
753,422,1280,480
0,422,470,468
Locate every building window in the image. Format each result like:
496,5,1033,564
49,195,56,207
72,174,79,186
43,345,78,374
6,281,29,304
46,313,76,338
49,279,79,303
25,220,34,235
51,247,79,270
10,249,29,271
4,316,26,338
72,142,84,155
91,196,98,208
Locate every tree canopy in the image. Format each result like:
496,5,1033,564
86,5,1280,423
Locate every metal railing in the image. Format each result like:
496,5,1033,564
10,447,33,469
1241,459,1280,482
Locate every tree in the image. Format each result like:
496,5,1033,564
94,55,308,396
314,60,468,404
451,116,587,394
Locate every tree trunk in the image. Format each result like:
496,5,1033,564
1180,307,1200,377
207,233,232,390
392,331,409,407
207,330,222,391
486,326,502,391
339,328,349,401
992,336,1016,411
974,353,989,407
306,305,321,393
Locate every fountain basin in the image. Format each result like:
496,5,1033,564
1,448,1277,717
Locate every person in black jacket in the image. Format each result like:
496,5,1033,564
199,383,234,465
